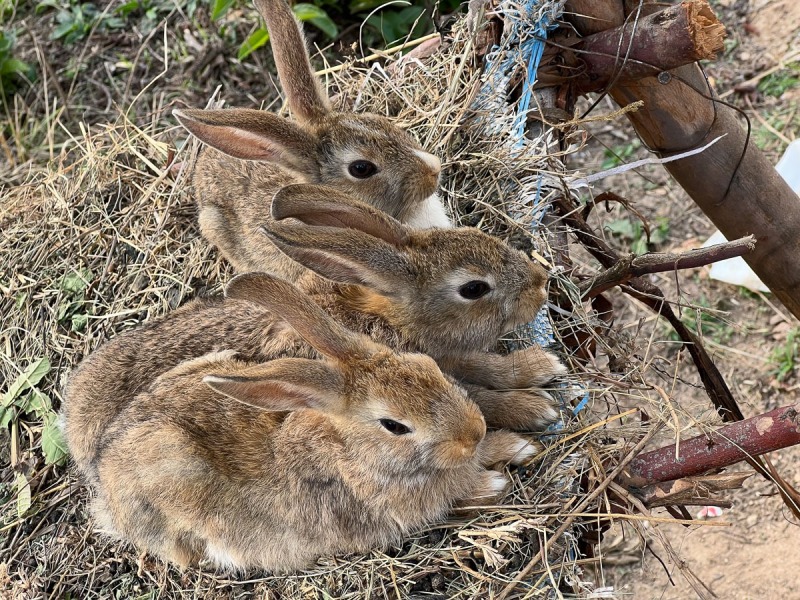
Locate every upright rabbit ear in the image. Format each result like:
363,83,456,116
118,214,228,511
271,184,410,246
204,358,344,413
253,0,331,122
224,273,367,360
174,108,317,173
261,222,414,297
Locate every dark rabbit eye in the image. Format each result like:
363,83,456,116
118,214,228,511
348,160,378,179
379,418,411,435
459,280,491,300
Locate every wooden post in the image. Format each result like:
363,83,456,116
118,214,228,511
537,0,726,93
563,0,800,319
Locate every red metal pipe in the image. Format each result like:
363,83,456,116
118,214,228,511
626,403,800,486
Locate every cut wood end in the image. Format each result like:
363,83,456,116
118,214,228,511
687,0,727,59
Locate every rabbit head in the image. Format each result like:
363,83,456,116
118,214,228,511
173,1,445,228
217,273,488,472
258,184,550,358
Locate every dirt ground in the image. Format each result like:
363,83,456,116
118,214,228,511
2,0,800,598
581,0,800,596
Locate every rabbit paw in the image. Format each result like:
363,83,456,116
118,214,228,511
472,470,509,503
479,430,541,468
496,346,567,389
466,385,560,431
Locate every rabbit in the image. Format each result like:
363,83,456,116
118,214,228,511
64,186,564,480
173,0,451,281
71,273,539,572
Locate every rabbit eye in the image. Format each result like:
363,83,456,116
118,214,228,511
348,160,378,179
458,280,491,300
379,418,411,435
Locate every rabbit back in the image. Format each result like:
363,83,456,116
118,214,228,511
91,352,485,572
193,148,307,279
62,296,310,482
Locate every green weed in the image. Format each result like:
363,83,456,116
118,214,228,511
601,139,640,170
0,29,34,99
758,62,800,98
604,215,669,255
769,328,799,382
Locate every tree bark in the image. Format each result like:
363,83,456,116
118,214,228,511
564,0,800,320
625,403,800,486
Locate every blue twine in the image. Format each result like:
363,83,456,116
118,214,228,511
475,1,592,425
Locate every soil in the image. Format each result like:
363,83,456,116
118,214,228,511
578,1,800,596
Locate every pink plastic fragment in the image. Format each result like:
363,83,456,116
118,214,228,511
696,506,723,520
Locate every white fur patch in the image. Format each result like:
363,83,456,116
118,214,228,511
405,193,453,229
487,471,508,494
413,149,441,173
508,437,540,465
204,542,241,572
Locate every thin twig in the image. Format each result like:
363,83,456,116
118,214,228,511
497,420,660,600
579,235,756,298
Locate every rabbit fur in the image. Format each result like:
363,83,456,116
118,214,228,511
175,0,450,281
64,185,564,484
68,274,538,572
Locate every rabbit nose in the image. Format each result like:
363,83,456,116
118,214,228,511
414,150,441,175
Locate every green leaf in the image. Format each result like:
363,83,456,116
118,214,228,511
2,357,51,407
211,0,235,20
0,405,14,429
71,312,89,333
307,14,338,39
52,20,77,41
41,412,69,466
238,27,269,60
631,237,647,256
15,292,28,310
604,218,635,238
116,0,141,17
35,0,62,15
60,268,92,296
18,389,51,417
349,0,390,12
292,3,328,21
0,58,31,77
15,472,31,518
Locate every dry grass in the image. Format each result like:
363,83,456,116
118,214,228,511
0,5,753,600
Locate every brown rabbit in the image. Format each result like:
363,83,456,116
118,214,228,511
63,188,563,481
174,0,450,281
74,274,537,572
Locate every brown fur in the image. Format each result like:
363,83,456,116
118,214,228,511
64,189,564,482
69,275,535,572
175,1,447,280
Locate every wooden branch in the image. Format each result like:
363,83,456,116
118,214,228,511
554,195,744,421
564,0,800,321
579,235,755,298
538,0,726,92
553,195,800,518
626,403,800,486
631,472,752,508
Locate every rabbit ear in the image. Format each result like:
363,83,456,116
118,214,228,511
174,108,317,172
253,0,330,122
204,359,344,413
224,273,366,359
271,184,410,246
260,222,414,297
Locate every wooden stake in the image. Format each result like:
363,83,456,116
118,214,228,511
564,0,800,320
